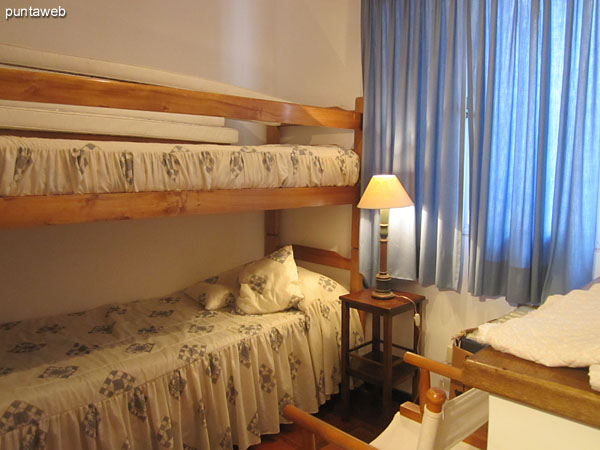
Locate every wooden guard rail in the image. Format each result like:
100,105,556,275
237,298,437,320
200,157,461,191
0,68,362,129
0,186,358,229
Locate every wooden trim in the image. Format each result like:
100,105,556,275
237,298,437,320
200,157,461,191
292,244,351,270
0,68,361,130
0,186,358,229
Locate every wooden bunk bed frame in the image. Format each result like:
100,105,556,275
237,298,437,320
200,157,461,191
0,67,364,293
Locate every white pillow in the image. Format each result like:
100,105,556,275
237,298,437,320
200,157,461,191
236,246,304,314
296,266,349,312
184,265,240,310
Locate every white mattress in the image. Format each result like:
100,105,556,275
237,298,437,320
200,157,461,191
0,137,359,196
0,100,238,144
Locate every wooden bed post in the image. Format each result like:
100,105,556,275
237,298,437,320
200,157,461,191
350,97,363,294
266,125,280,146
265,125,282,255
265,210,281,255
352,97,366,330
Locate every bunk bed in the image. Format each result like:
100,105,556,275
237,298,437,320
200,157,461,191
0,62,365,450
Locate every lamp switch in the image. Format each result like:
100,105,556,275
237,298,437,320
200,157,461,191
413,313,421,327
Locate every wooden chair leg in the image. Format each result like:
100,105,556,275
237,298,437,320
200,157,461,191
302,430,317,450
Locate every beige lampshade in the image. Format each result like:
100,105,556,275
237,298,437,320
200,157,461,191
357,174,413,209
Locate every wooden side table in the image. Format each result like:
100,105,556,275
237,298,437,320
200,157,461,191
340,288,425,414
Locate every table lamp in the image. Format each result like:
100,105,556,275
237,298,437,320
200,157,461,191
358,174,413,299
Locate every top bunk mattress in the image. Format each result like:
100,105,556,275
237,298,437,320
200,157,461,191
0,137,359,196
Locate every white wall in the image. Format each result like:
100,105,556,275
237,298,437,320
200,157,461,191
0,213,263,320
0,0,362,321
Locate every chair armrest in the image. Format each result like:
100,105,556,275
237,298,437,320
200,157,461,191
283,405,377,450
404,352,463,382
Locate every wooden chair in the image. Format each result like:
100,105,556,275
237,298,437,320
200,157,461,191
283,352,488,450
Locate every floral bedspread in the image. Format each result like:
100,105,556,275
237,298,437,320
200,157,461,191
0,292,363,449
0,137,359,196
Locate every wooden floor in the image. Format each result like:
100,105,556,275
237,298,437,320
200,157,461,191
249,385,411,449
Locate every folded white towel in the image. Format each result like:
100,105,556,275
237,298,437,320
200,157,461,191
474,281,600,390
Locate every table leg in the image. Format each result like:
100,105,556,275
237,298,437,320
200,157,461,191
341,301,350,419
383,313,392,409
372,312,380,360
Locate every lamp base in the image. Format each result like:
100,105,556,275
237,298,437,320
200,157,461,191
372,273,394,300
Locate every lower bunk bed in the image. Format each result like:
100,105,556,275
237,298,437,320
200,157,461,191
0,255,363,450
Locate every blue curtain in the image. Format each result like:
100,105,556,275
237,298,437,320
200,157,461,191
360,0,466,290
467,0,600,303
